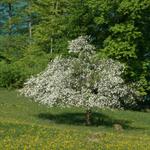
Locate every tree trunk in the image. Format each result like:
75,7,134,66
86,109,92,125
50,37,53,53
8,3,12,35
27,0,32,44
28,19,32,43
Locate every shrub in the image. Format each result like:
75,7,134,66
0,53,50,88
0,62,26,88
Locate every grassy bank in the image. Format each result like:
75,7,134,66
0,89,150,149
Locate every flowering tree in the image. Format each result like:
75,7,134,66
20,36,136,125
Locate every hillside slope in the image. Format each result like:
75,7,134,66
0,89,150,149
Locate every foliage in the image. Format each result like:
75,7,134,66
0,61,25,88
71,0,150,97
29,0,150,99
31,0,71,53
0,52,49,88
0,35,28,63
20,36,137,109
0,0,28,35
57,0,149,101
0,0,149,107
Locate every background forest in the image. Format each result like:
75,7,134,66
0,0,150,109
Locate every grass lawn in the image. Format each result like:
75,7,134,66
0,89,150,149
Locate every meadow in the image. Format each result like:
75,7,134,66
0,89,150,150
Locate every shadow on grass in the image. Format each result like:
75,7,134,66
38,112,139,129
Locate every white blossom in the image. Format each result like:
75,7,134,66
68,36,95,53
20,36,137,109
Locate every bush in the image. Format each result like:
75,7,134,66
0,62,26,88
0,53,50,88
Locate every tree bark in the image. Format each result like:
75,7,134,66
8,3,12,35
28,0,32,44
86,109,92,125
50,37,53,53
28,19,32,40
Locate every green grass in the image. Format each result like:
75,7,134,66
0,89,150,149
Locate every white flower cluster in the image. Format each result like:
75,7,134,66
68,36,95,53
20,36,136,109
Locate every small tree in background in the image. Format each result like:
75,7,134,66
20,36,137,125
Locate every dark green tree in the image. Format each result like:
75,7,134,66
70,0,150,98
31,0,72,53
